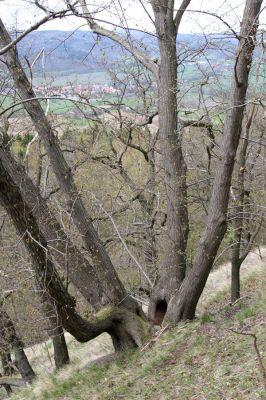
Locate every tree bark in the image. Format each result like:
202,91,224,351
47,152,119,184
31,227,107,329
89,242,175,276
165,0,263,324
72,0,199,326
230,140,247,304
230,105,256,303
39,295,70,369
67,0,191,320
13,347,36,383
231,261,241,303
0,19,140,315
148,0,190,321
52,329,70,369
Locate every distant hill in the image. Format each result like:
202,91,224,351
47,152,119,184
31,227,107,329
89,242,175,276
18,30,123,74
17,30,237,77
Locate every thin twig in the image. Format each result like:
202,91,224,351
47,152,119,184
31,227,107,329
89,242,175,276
229,328,266,391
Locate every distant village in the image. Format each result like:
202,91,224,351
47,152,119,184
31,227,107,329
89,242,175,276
35,83,119,99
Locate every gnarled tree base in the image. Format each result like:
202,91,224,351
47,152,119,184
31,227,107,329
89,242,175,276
92,306,150,351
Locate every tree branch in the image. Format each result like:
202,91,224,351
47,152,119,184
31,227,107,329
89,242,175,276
174,0,191,32
77,0,159,78
229,329,266,391
0,10,70,56
239,218,263,264
179,117,212,128
0,377,26,388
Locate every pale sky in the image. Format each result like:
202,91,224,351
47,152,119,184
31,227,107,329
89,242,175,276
0,0,264,34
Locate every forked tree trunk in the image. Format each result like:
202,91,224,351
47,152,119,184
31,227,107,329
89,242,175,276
148,0,190,322
0,160,149,351
0,19,140,315
165,0,263,324
69,0,191,322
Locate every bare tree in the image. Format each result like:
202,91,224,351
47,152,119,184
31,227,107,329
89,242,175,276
0,126,148,351
165,0,263,323
0,0,263,340
66,0,263,322
73,0,190,325
0,155,148,350
0,18,143,319
230,103,264,303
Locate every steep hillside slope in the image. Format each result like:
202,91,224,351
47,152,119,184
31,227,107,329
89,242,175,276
8,253,266,400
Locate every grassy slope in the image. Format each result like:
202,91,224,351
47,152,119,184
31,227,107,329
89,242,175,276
9,261,266,400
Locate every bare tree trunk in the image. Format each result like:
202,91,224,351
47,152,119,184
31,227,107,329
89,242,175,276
52,328,70,369
148,0,190,321
64,0,191,321
0,308,35,383
231,261,241,302
165,0,263,324
230,119,249,303
0,19,140,315
40,296,70,369
230,104,259,303
231,169,245,303
13,347,35,383
48,0,190,321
